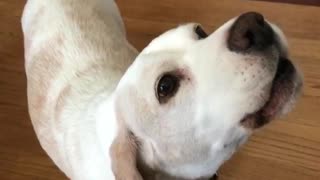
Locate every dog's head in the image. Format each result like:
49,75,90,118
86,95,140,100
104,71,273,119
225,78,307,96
114,12,302,179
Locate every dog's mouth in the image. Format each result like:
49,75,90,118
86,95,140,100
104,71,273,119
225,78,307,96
241,57,302,129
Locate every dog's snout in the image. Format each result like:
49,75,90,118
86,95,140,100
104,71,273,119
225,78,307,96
228,12,275,52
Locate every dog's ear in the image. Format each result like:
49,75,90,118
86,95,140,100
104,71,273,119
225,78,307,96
110,102,143,180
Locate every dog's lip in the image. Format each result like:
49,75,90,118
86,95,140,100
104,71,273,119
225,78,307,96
241,57,301,128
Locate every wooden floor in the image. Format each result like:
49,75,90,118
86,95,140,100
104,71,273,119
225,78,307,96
0,0,320,179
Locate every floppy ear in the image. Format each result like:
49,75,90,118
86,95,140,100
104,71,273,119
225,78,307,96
110,102,142,180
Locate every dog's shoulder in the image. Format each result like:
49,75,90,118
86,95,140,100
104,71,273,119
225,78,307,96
23,0,137,178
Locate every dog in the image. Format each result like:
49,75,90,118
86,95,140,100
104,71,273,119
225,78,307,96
22,0,303,179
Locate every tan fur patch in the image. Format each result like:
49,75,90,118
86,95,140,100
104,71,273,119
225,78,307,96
110,106,142,180
27,34,64,128
55,84,71,122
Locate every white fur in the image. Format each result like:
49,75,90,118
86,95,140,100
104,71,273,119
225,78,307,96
23,0,135,179
115,20,300,179
23,0,301,179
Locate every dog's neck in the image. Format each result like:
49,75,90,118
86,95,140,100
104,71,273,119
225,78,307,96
133,133,217,180
95,92,218,180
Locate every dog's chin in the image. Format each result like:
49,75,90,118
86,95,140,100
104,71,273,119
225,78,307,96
241,57,302,129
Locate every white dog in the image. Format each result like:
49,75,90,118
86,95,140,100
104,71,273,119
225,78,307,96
22,0,302,179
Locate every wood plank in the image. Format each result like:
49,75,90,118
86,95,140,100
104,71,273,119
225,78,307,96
255,0,320,6
0,0,319,179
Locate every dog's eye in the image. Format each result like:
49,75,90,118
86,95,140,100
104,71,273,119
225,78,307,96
156,74,180,104
195,25,208,39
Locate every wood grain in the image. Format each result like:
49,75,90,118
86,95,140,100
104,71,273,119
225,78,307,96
255,0,320,6
0,0,319,179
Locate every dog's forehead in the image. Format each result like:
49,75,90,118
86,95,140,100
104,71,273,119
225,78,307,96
142,16,287,58
142,23,199,54
142,18,239,55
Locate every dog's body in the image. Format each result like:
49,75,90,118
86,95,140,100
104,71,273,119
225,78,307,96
22,0,302,180
22,0,138,179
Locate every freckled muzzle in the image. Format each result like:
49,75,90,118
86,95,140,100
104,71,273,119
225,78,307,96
225,12,303,129
241,56,302,129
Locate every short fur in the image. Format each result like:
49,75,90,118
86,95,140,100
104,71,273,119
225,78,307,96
22,0,302,180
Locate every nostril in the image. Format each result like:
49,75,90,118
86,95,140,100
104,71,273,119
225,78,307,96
245,30,254,43
245,30,254,44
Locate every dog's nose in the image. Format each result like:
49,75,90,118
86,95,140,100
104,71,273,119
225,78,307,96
228,12,275,51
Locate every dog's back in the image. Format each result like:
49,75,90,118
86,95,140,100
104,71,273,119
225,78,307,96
22,0,137,179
